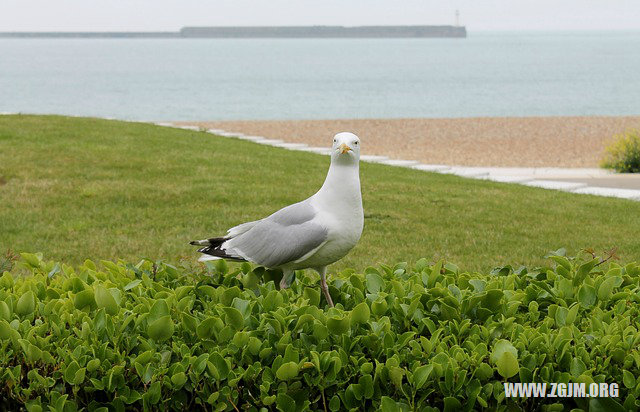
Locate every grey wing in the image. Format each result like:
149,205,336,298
222,200,328,268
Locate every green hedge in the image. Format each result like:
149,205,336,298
601,129,640,173
1,251,639,411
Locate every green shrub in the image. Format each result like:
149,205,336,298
601,129,640,172
1,252,640,411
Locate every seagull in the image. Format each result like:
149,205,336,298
190,132,364,307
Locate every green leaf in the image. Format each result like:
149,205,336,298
148,299,169,322
482,290,503,311
73,368,86,385
389,366,404,388
87,359,100,372
597,276,617,301
276,393,296,412
276,361,299,380
577,284,596,308
1,320,14,340
20,253,41,268
144,381,162,405
0,272,14,289
413,364,433,389
496,351,520,378
549,255,571,271
73,289,95,310
64,361,80,384
329,395,341,412
135,349,154,365
223,307,244,330
16,291,36,316
258,395,274,406
366,273,384,293
380,396,400,412
171,372,187,387
327,314,350,334
565,303,579,325
589,398,625,412
350,302,370,324
490,340,518,364
554,306,568,327
623,370,636,388
94,285,118,315
371,298,388,316
303,287,320,306
313,321,329,340
147,315,174,342
231,297,251,318
574,258,599,285
181,312,198,332
444,397,462,412
283,344,299,364
220,286,241,306
359,374,374,399
197,316,220,339
570,358,586,377
124,279,142,291
210,353,229,380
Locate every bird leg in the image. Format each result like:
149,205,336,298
317,266,334,307
280,269,295,290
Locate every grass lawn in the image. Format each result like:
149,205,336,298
1,114,639,272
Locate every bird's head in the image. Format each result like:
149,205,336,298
331,132,360,164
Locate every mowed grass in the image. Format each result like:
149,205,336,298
1,115,639,272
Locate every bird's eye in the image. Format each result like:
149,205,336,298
354,141,359,145
333,139,336,143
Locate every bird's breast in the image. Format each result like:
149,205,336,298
312,203,363,258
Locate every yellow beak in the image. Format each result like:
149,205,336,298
339,143,352,154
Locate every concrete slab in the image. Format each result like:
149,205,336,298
360,155,390,163
532,168,611,178
273,143,309,149
378,159,420,168
522,180,587,191
178,125,201,131
234,135,268,141
441,167,490,178
572,186,640,200
297,147,331,155
538,176,640,190
255,139,285,146
412,164,451,172
483,175,534,183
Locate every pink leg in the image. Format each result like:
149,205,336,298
318,267,334,307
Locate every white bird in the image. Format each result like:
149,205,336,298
191,132,364,307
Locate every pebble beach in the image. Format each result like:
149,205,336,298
183,116,640,168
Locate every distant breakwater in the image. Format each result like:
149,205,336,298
0,25,466,39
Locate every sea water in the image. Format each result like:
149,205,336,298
1,31,639,120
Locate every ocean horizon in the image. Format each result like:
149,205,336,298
1,31,639,121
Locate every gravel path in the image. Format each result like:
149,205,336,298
181,116,640,168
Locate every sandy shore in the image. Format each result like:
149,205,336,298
181,116,640,167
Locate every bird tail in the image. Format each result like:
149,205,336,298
189,237,247,262
189,238,220,246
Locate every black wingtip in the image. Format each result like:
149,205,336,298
196,244,247,262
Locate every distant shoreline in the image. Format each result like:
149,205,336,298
0,25,466,39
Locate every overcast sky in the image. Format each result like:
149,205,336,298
1,0,639,32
